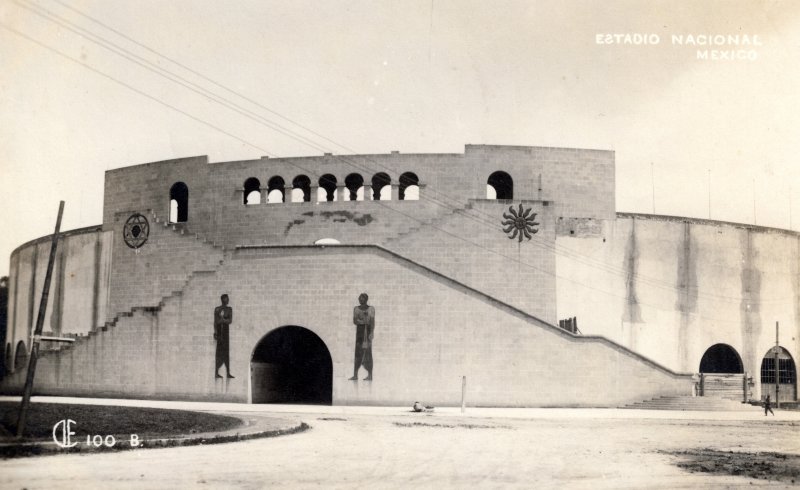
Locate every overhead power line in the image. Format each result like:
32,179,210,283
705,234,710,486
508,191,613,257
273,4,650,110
5,4,795,314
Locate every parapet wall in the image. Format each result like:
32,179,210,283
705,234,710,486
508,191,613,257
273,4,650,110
102,145,616,245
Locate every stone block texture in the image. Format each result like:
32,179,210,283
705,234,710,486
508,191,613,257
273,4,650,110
5,144,795,406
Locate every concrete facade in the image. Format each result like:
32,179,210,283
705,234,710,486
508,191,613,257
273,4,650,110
2,144,796,406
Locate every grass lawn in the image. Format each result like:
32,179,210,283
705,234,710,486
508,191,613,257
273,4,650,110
0,402,243,440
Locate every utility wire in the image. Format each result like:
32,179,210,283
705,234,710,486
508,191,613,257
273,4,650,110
18,0,771,303
5,6,795,311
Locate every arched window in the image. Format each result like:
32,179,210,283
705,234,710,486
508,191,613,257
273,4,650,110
372,173,391,201
243,177,261,205
292,175,311,203
399,172,419,201
318,174,337,202
169,182,189,222
761,346,796,402
344,173,365,201
14,341,27,372
487,171,513,200
267,176,285,204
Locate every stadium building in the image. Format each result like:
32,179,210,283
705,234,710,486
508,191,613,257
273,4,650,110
2,145,797,406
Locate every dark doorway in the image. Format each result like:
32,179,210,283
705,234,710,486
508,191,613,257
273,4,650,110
318,174,337,202
487,171,513,200
699,343,743,373
251,326,332,404
14,341,27,372
169,182,189,222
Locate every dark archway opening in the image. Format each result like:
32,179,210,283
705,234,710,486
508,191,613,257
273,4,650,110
169,182,189,222
699,343,743,373
14,341,27,372
372,172,391,200
292,175,311,202
267,176,286,203
318,174,337,202
251,326,332,404
487,171,513,200
344,173,364,201
399,172,419,201
5,343,11,375
243,177,261,205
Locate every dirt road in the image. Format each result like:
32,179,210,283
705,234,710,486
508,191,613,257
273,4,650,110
1,402,799,488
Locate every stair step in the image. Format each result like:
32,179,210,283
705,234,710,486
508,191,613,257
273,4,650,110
622,396,756,411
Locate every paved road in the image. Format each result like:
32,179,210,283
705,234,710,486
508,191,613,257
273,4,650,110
1,396,799,488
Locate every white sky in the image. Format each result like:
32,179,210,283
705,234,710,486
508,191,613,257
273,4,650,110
1,0,799,277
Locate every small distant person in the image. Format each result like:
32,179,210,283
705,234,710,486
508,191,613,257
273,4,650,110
214,294,234,379
350,293,375,381
764,394,775,416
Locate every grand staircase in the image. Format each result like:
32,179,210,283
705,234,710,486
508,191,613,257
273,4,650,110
621,395,757,411
622,373,756,411
42,211,231,354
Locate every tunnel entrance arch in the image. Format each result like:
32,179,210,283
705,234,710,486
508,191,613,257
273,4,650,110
698,343,745,400
699,344,743,373
250,326,332,405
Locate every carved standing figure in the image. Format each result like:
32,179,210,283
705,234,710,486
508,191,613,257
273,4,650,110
214,294,235,379
350,293,375,381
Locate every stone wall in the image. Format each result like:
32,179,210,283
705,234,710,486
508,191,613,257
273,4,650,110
556,214,800,400
4,228,111,373
2,246,691,406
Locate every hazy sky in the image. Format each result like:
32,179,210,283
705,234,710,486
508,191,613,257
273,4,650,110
1,0,799,276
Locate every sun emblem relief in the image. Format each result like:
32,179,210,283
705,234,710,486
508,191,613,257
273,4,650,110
501,204,539,242
123,213,150,249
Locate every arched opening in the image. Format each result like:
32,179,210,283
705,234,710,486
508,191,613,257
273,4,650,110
699,343,743,373
251,326,332,404
5,343,11,373
344,173,365,201
243,177,261,205
372,173,391,201
314,238,341,245
267,176,285,203
318,174,337,202
292,175,311,203
169,182,189,222
487,171,513,200
399,172,419,201
14,341,27,372
761,347,797,403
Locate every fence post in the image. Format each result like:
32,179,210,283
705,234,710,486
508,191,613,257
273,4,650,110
461,376,466,413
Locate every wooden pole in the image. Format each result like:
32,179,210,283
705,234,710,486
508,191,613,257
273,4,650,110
16,201,64,438
461,376,466,413
775,321,780,409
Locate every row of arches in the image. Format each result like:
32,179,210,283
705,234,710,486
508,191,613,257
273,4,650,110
699,343,797,400
242,172,421,205
168,170,515,223
249,333,796,405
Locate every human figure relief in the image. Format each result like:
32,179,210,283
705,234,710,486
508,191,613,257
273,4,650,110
350,293,375,381
214,294,235,379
